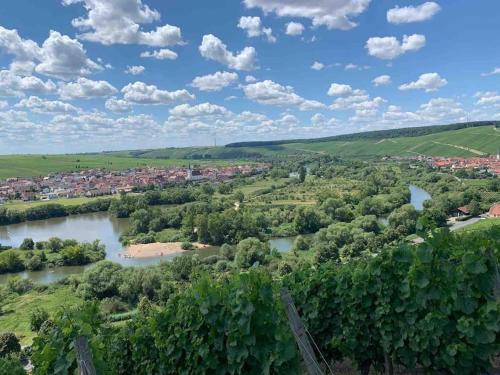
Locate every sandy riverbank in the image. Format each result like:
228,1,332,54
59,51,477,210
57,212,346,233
124,242,210,258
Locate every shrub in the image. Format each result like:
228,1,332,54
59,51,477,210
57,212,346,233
180,242,194,250
0,332,21,358
19,238,34,250
30,308,49,332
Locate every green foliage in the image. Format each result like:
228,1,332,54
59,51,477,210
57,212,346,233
285,229,500,374
19,238,34,250
0,356,26,375
31,303,108,375
30,308,50,332
235,238,270,268
0,332,21,358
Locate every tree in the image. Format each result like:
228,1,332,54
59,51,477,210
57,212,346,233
235,238,270,268
293,206,325,234
388,204,418,236
0,357,26,375
30,308,49,332
77,261,123,300
0,333,20,358
468,200,481,216
25,255,43,271
19,238,34,250
298,166,306,183
47,237,63,252
292,235,309,252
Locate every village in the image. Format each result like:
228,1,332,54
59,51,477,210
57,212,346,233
0,164,269,203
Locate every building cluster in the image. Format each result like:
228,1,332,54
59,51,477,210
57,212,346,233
0,164,268,203
427,155,500,176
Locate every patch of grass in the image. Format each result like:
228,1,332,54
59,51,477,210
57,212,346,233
459,218,500,232
0,154,235,180
0,285,82,345
1,196,109,211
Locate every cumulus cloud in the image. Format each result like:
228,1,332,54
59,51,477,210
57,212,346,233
191,71,239,92
35,31,102,80
62,0,183,47
372,75,392,86
0,101,7,109
285,22,304,36
311,113,336,127
121,81,195,105
105,97,132,112
311,61,325,71
0,27,102,81
0,26,40,62
387,2,441,24
59,78,118,99
327,83,353,96
243,0,371,30
170,103,229,117
365,34,426,60
243,80,325,111
245,75,257,83
199,34,257,71
238,16,276,43
399,72,447,92
474,91,500,107
125,65,145,75
15,96,80,113
0,70,56,97
140,49,178,60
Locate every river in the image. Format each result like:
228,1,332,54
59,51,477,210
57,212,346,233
0,185,431,284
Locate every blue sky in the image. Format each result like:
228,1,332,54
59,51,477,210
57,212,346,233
0,0,499,154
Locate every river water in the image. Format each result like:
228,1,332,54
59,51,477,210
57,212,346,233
0,185,431,284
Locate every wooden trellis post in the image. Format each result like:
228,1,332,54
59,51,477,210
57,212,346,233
280,288,324,375
74,336,97,375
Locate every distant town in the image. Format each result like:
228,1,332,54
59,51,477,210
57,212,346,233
0,164,269,203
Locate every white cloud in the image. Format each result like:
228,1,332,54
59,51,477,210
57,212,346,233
327,83,353,96
62,0,182,47
481,67,500,77
191,71,238,92
365,34,426,60
243,80,325,111
121,81,195,105
0,101,7,109
399,72,447,92
344,63,370,71
0,70,57,97
170,103,229,117
199,34,257,71
59,78,118,99
387,2,441,24
140,49,178,60
418,97,464,121
35,31,102,80
105,97,132,112
372,75,392,86
243,0,371,30
311,113,336,127
245,75,257,83
285,22,304,36
474,91,500,107
238,16,276,43
15,96,80,113
0,26,40,62
125,65,145,75
311,61,325,71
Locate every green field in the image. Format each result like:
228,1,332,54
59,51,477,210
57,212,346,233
1,196,109,211
0,285,82,345
0,154,236,180
283,126,500,158
459,218,500,232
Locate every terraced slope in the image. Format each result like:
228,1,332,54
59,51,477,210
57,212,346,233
283,126,500,158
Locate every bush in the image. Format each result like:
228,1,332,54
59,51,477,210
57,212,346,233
180,242,194,250
0,332,21,358
30,308,49,332
0,357,26,375
24,255,43,271
7,277,33,294
235,237,270,268
19,238,34,250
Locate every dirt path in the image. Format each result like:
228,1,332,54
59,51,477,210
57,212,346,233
431,141,486,156
124,242,210,258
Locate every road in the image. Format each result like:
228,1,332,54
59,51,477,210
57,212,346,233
448,215,487,231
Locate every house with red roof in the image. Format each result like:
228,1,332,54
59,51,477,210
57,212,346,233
489,203,500,218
